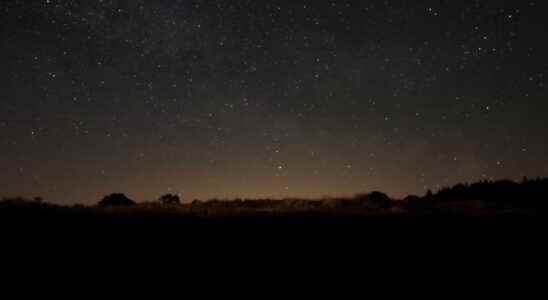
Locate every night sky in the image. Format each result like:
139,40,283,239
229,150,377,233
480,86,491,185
1,0,547,204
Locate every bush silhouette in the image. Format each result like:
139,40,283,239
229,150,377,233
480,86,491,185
98,193,136,208
355,191,392,209
158,194,181,205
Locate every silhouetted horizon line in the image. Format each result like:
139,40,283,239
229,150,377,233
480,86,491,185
2,176,547,207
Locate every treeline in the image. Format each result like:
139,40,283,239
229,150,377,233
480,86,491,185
1,178,547,216
403,177,548,212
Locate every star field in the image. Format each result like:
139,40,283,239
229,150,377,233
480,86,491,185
1,0,547,204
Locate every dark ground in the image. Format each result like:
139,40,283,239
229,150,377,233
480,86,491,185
1,207,545,291
2,178,547,267
2,208,544,250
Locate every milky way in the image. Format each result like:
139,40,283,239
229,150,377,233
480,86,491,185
1,0,547,204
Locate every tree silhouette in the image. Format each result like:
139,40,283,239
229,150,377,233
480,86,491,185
355,191,392,209
98,193,136,208
158,194,181,205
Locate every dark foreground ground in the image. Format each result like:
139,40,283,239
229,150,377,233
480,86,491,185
1,207,546,287
0,212,543,297
2,178,547,266
2,207,545,249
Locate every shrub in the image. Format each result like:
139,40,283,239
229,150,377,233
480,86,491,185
98,193,136,208
158,194,181,205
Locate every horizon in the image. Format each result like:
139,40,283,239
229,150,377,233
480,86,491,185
2,175,540,206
